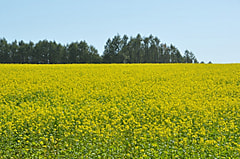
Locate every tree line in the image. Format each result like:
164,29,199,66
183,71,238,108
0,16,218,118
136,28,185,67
0,34,198,64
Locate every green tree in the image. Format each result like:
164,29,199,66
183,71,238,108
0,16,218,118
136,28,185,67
78,41,89,63
169,44,183,63
103,34,122,63
68,42,78,63
89,45,101,63
184,50,196,63
0,38,10,63
57,44,68,64
143,36,150,63
161,44,170,63
126,34,144,63
118,35,129,63
27,41,34,63
33,40,49,64
18,40,29,63
149,36,160,63
10,40,19,63
48,41,59,64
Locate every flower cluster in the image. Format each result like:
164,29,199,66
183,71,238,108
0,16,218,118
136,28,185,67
0,64,240,158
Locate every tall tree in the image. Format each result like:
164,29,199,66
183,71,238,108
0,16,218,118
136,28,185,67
48,41,58,64
149,36,160,63
169,44,183,63
143,36,150,63
184,50,195,63
18,40,29,63
34,40,50,64
27,41,34,63
103,34,122,63
57,44,68,64
161,43,170,63
118,35,129,63
78,41,89,63
0,38,10,63
89,45,101,63
126,34,143,63
10,40,19,63
68,42,78,63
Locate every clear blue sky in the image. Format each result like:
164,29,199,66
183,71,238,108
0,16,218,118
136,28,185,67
1,0,239,63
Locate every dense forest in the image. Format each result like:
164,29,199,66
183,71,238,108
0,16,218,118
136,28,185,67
0,34,198,64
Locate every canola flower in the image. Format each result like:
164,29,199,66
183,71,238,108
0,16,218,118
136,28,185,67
0,64,240,158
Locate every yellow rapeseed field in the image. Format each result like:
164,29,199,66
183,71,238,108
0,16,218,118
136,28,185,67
0,64,240,158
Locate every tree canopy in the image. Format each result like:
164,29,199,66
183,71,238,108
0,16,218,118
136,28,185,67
0,34,198,64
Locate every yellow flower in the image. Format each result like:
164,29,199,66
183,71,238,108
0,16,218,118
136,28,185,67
0,64,239,157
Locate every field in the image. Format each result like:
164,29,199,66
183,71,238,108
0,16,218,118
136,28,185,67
0,64,240,158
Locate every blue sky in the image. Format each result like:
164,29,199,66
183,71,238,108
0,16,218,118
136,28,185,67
1,0,239,63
